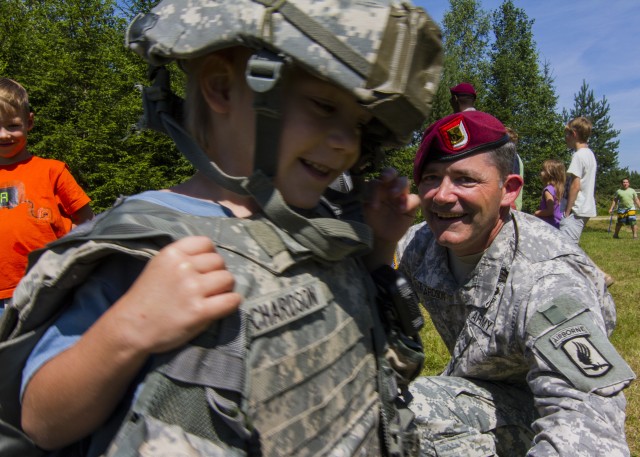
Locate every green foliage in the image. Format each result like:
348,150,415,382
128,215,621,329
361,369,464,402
483,2,567,213
414,0,569,214
0,0,627,217
427,0,491,124
0,0,193,212
382,145,419,192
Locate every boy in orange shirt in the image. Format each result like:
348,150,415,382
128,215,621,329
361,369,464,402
0,78,94,311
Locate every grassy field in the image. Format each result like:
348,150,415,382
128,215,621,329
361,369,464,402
418,218,640,455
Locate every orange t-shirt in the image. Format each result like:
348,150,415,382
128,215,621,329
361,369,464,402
0,156,91,299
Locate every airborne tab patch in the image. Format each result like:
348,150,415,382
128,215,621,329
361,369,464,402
549,325,589,348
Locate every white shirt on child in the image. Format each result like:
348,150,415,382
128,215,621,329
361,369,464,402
567,147,597,217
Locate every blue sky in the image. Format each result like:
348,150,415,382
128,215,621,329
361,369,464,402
414,0,640,173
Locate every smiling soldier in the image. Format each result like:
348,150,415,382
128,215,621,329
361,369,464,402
394,110,635,456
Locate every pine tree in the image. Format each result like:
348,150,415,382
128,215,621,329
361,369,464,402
385,0,568,213
428,0,491,123
1,0,625,216
483,0,565,212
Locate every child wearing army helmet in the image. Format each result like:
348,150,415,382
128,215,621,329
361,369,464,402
15,0,442,455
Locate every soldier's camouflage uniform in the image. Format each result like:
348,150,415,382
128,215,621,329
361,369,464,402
396,211,635,457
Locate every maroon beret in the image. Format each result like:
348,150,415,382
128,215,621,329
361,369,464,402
413,111,509,183
450,83,476,96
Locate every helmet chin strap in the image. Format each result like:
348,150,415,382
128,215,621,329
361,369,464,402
141,62,373,262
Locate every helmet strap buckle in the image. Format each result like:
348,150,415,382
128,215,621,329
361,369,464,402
245,49,287,178
246,49,285,93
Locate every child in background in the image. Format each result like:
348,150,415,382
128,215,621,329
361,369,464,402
0,78,93,313
560,116,597,242
534,159,565,228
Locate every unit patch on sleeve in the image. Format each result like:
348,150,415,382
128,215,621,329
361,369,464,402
245,278,331,337
532,309,634,392
550,325,611,377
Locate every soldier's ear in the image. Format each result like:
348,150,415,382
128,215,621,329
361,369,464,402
200,54,235,114
500,174,524,208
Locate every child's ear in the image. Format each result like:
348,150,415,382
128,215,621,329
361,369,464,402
26,112,34,132
199,55,235,114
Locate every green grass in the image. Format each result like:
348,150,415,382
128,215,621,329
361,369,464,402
583,219,640,456
418,218,640,455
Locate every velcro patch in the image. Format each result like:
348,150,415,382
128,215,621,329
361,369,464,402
533,311,634,392
245,279,331,337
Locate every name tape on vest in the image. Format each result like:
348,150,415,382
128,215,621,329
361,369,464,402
246,279,330,337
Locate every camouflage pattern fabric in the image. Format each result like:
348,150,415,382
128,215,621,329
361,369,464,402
409,377,535,456
127,0,443,146
392,222,425,269
397,211,635,456
8,198,400,456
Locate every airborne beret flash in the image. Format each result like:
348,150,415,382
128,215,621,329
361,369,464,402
413,111,510,184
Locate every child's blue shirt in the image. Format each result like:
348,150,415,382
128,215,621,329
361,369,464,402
21,191,231,455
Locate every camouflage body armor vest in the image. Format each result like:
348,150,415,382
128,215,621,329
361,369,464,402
0,198,415,456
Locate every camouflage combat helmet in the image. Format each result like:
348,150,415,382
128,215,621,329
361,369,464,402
126,0,442,261
128,0,441,145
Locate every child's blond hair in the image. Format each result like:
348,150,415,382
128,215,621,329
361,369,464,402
0,78,31,121
541,159,566,202
565,116,592,143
